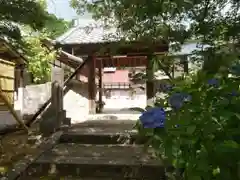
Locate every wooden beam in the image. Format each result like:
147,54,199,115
98,60,103,113
59,40,168,56
0,53,15,61
95,56,147,67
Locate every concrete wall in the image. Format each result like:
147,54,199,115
0,80,88,129
13,80,89,122
20,82,52,115
64,80,89,123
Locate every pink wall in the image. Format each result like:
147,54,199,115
102,70,129,83
77,68,130,84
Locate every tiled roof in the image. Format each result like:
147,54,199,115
170,43,209,55
0,38,27,64
55,25,123,44
56,23,207,56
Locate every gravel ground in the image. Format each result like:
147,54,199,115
0,111,17,132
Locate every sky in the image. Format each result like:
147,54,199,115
46,0,93,25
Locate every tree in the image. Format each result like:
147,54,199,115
43,14,71,39
0,0,70,83
21,12,71,83
71,0,240,75
23,30,57,84
70,0,239,43
0,0,48,41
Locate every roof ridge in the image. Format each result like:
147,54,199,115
56,23,111,43
55,23,120,44
55,26,80,43
78,22,117,29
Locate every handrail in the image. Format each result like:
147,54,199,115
25,56,91,127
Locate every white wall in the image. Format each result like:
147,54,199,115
102,94,146,109
63,80,89,123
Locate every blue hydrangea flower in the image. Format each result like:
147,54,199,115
139,107,166,128
207,78,219,87
169,92,191,110
228,90,240,97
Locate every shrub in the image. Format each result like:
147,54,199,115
137,71,240,180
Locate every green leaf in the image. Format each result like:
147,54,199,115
222,140,239,149
191,175,202,180
234,113,240,120
213,167,220,176
186,125,196,135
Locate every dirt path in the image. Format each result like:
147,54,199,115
0,127,41,176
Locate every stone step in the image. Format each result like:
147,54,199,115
24,143,165,180
21,176,162,180
22,177,142,180
60,120,146,144
60,128,147,144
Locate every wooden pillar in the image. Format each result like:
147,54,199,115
146,54,155,107
98,60,103,113
183,55,189,74
88,55,96,114
15,64,26,117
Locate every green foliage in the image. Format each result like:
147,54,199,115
0,0,71,41
0,0,71,84
21,11,71,84
71,0,240,45
23,12,70,83
137,48,240,179
0,0,48,41
23,31,57,84
43,14,71,39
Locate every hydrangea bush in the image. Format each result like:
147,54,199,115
137,72,240,180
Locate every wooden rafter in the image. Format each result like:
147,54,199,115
56,40,168,56
96,56,147,67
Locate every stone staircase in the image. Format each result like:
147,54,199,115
19,120,166,179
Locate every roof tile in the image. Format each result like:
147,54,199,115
56,25,122,44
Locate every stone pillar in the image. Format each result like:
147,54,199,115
88,55,96,114
51,66,64,86
40,81,65,137
146,54,155,107
50,66,65,126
